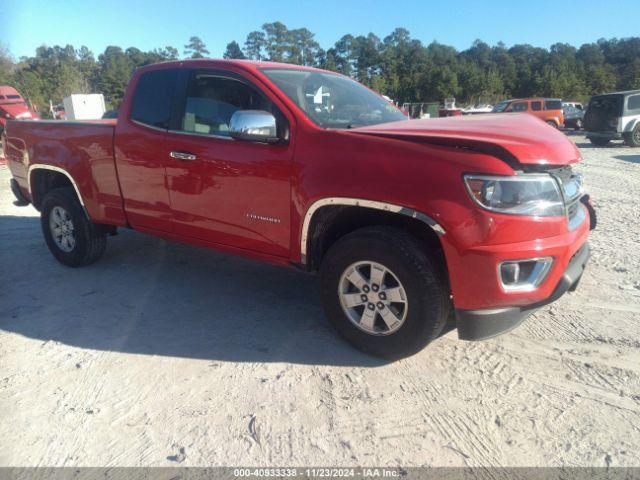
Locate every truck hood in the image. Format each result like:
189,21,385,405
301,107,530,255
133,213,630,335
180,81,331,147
350,113,580,166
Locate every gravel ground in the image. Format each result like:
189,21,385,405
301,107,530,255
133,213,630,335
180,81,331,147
0,134,639,468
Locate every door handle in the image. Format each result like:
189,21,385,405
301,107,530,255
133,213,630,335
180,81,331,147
170,151,197,161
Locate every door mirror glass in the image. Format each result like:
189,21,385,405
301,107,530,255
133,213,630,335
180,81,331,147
229,110,279,143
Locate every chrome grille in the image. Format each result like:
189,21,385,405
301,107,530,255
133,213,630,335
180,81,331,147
547,166,584,230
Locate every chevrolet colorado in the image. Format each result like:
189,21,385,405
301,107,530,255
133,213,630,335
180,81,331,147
5,59,595,358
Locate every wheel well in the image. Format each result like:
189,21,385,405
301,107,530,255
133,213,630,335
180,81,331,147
30,169,75,210
305,205,447,274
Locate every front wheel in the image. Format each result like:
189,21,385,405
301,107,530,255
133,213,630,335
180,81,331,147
41,187,107,267
319,226,450,359
546,120,558,128
589,137,610,147
623,126,640,147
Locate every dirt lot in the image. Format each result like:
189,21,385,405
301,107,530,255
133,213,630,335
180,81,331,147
1,135,639,468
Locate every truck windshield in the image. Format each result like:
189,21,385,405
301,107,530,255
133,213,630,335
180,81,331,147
261,68,406,129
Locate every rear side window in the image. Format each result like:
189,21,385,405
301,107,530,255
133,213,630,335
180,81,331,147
531,101,542,111
628,95,640,111
130,69,178,129
544,100,562,110
511,102,528,112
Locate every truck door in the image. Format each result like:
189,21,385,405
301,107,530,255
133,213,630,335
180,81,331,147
163,68,293,258
114,68,179,232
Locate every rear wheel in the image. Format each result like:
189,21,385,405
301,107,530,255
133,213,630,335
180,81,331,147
41,187,107,267
574,119,583,130
589,137,610,147
319,226,450,359
623,126,640,147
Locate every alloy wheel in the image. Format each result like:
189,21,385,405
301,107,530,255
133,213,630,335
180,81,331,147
49,205,76,252
338,261,408,335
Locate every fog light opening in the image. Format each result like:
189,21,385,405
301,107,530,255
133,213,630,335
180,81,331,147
499,257,554,291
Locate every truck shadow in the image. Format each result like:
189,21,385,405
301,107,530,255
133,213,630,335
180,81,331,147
573,142,597,149
574,140,632,149
613,154,640,164
0,215,394,366
562,130,583,137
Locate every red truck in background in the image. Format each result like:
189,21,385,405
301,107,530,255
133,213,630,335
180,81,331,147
5,59,595,358
1,86,40,160
0,86,39,132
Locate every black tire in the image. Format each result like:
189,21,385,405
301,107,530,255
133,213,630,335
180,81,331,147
574,119,583,131
623,126,640,147
589,137,610,147
319,226,450,359
41,187,107,267
546,120,557,128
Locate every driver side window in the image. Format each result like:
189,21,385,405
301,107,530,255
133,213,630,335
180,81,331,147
179,74,274,137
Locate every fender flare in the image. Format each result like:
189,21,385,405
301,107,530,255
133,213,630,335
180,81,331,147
27,164,89,217
299,197,445,264
625,117,640,133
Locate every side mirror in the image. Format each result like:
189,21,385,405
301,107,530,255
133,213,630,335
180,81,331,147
229,110,279,143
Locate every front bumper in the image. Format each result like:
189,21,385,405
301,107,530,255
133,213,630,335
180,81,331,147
456,242,590,340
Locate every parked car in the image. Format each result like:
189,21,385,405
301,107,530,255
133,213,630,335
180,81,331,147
0,86,39,135
461,104,494,115
5,60,594,358
492,98,564,128
584,90,640,147
563,105,585,130
562,101,584,110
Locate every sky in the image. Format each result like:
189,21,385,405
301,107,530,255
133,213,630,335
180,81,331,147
3,0,639,59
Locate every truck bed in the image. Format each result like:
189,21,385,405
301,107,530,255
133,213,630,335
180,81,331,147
5,119,126,226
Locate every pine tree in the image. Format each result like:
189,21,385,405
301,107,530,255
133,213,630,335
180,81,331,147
184,36,209,59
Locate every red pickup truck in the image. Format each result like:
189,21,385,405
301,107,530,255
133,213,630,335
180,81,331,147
5,59,594,358
0,86,39,125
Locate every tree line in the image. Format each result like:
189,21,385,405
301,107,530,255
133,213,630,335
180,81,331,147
1,22,639,116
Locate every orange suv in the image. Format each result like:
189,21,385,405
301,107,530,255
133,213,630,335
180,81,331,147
492,98,564,128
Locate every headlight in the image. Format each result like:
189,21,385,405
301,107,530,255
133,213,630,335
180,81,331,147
464,174,564,217
15,112,32,119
